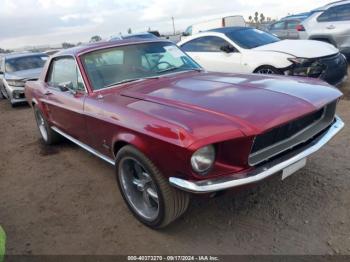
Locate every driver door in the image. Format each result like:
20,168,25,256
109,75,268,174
44,57,88,142
180,36,242,73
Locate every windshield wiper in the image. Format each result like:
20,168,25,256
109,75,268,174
105,76,158,88
157,66,179,74
158,67,203,74
181,68,203,72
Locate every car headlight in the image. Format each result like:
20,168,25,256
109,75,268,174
6,80,25,87
191,145,215,174
287,57,309,65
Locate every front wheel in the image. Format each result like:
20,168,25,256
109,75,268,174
254,66,281,75
115,145,190,228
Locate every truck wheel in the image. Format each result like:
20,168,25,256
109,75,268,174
115,145,190,228
33,105,60,145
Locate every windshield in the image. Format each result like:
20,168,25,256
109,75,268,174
5,55,48,73
82,42,201,90
225,28,280,49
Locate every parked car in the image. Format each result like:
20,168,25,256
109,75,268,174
25,39,344,228
298,0,350,57
178,27,348,86
268,18,305,39
280,12,311,21
0,52,48,106
182,15,246,39
110,32,159,41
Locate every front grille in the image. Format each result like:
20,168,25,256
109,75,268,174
249,101,337,166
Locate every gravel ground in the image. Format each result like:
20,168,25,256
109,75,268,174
0,69,349,255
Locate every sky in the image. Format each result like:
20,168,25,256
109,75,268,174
0,0,332,49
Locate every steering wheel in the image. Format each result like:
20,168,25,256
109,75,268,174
151,61,173,71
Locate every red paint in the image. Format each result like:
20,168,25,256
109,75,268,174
25,40,343,182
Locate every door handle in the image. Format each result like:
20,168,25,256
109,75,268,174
326,25,335,29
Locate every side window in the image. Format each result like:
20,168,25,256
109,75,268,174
318,4,350,22
286,20,300,29
181,36,232,52
270,21,285,30
47,58,84,91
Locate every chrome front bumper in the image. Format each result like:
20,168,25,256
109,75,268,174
169,116,344,193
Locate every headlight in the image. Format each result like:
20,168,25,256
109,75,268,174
13,90,24,99
6,80,25,87
191,145,215,174
287,57,309,64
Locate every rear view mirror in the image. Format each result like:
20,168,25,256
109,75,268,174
220,45,236,53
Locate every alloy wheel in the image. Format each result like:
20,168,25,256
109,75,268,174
119,157,160,221
35,110,48,142
256,68,275,74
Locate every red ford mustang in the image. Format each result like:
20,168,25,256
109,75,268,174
25,39,344,228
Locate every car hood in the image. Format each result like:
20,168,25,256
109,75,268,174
5,68,42,81
253,40,339,58
121,72,342,136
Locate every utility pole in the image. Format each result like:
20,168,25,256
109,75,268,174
171,16,175,35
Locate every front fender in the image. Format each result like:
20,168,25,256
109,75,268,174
242,51,293,71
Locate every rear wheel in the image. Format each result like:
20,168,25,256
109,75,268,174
33,105,61,145
0,86,8,100
115,145,190,228
254,66,281,75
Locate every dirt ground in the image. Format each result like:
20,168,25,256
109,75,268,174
0,69,349,255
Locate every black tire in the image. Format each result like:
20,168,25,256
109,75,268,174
254,65,281,75
0,86,7,100
115,145,190,229
33,105,61,145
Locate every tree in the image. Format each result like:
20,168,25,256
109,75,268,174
254,12,259,23
260,13,265,23
0,48,12,54
62,42,75,49
127,28,132,34
248,16,252,22
90,35,102,43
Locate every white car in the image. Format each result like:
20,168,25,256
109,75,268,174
178,27,348,85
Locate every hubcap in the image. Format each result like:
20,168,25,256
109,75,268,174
257,68,275,74
119,158,159,221
35,110,48,142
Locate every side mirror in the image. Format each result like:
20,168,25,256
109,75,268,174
58,81,73,92
220,45,236,53
182,32,189,37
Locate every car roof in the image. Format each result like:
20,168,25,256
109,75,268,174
208,27,252,34
313,0,350,11
55,38,171,57
3,52,47,60
280,12,310,20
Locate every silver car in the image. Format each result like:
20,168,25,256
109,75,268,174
0,53,48,106
268,19,303,39
299,0,350,57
